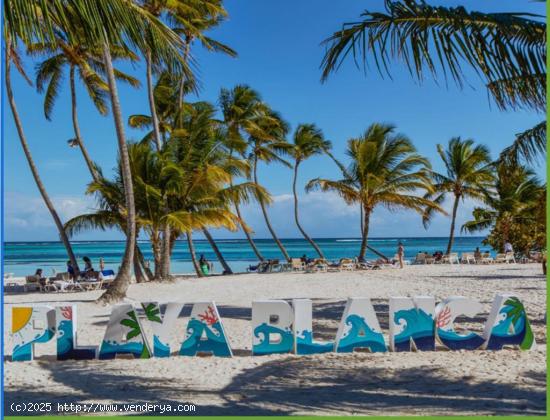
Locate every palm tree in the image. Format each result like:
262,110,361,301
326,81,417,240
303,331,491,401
462,163,544,253
220,85,270,261
31,33,140,183
321,0,546,164
423,138,494,254
163,101,269,276
249,109,293,262
307,123,443,262
4,38,81,275
291,124,332,259
5,0,187,302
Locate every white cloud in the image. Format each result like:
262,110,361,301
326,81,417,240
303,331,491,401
5,190,488,241
5,192,97,241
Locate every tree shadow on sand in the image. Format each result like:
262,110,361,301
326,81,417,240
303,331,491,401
4,354,545,416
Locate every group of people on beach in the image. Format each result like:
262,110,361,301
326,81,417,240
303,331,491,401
33,256,107,285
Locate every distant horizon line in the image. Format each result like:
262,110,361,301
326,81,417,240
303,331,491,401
4,236,486,244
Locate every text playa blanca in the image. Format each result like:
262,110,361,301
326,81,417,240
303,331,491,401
11,293,535,362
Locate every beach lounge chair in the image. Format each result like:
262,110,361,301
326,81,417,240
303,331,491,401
494,253,507,263
505,252,516,264
480,252,494,264
413,253,426,265
461,253,476,264
442,253,459,264
290,258,306,271
306,259,328,273
24,275,42,292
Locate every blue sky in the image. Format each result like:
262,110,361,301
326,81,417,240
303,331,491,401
3,0,545,241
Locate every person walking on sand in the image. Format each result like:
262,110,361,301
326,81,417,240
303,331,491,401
397,242,405,269
99,257,105,272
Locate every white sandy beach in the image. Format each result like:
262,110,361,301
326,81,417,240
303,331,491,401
4,263,547,416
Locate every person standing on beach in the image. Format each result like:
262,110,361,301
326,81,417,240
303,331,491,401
397,242,405,269
99,257,105,272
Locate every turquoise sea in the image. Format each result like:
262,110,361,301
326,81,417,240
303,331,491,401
3,237,489,277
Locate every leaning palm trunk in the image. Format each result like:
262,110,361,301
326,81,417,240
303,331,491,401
186,231,204,277
234,202,265,262
145,49,162,151
293,162,324,258
202,228,233,274
133,252,147,283
69,66,99,183
135,243,153,280
446,194,460,254
253,158,290,261
159,225,172,280
358,207,370,262
98,42,137,304
5,49,81,275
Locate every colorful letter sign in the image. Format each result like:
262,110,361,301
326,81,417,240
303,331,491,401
10,294,536,362
390,296,435,351
56,306,97,360
483,294,535,350
335,298,387,353
99,304,151,359
292,299,333,354
252,300,294,355
12,306,55,361
179,302,232,357
435,297,485,350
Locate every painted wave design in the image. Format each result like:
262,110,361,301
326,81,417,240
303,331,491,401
394,308,435,351
153,336,171,358
296,330,333,354
99,340,145,360
253,323,293,355
337,314,387,353
437,329,484,350
179,320,231,357
13,328,55,361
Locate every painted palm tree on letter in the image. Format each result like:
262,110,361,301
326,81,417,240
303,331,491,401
291,124,332,259
423,138,494,254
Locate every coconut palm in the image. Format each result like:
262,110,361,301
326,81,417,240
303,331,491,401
423,138,494,254
5,0,188,302
291,124,332,259
30,32,140,182
307,123,443,262
321,0,546,164
461,163,544,252
219,85,271,261
248,109,293,262
4,39,81,274
163,101,269,276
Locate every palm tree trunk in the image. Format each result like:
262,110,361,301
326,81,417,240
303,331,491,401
234,202,265,262
160,225,172,280
358,207,370,262
69,65,99,183
360,205,364,236
186,231,204,277
133,252,147,283
145,49,162,151
293,161,324,258
202,228,233,274
151,232,162,280
98,42,137,304
446,194,460,254
135,242,153,280
253,157,291,261
5,49,81,275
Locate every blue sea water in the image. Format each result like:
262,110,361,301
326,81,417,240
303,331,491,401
4,237,489,277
